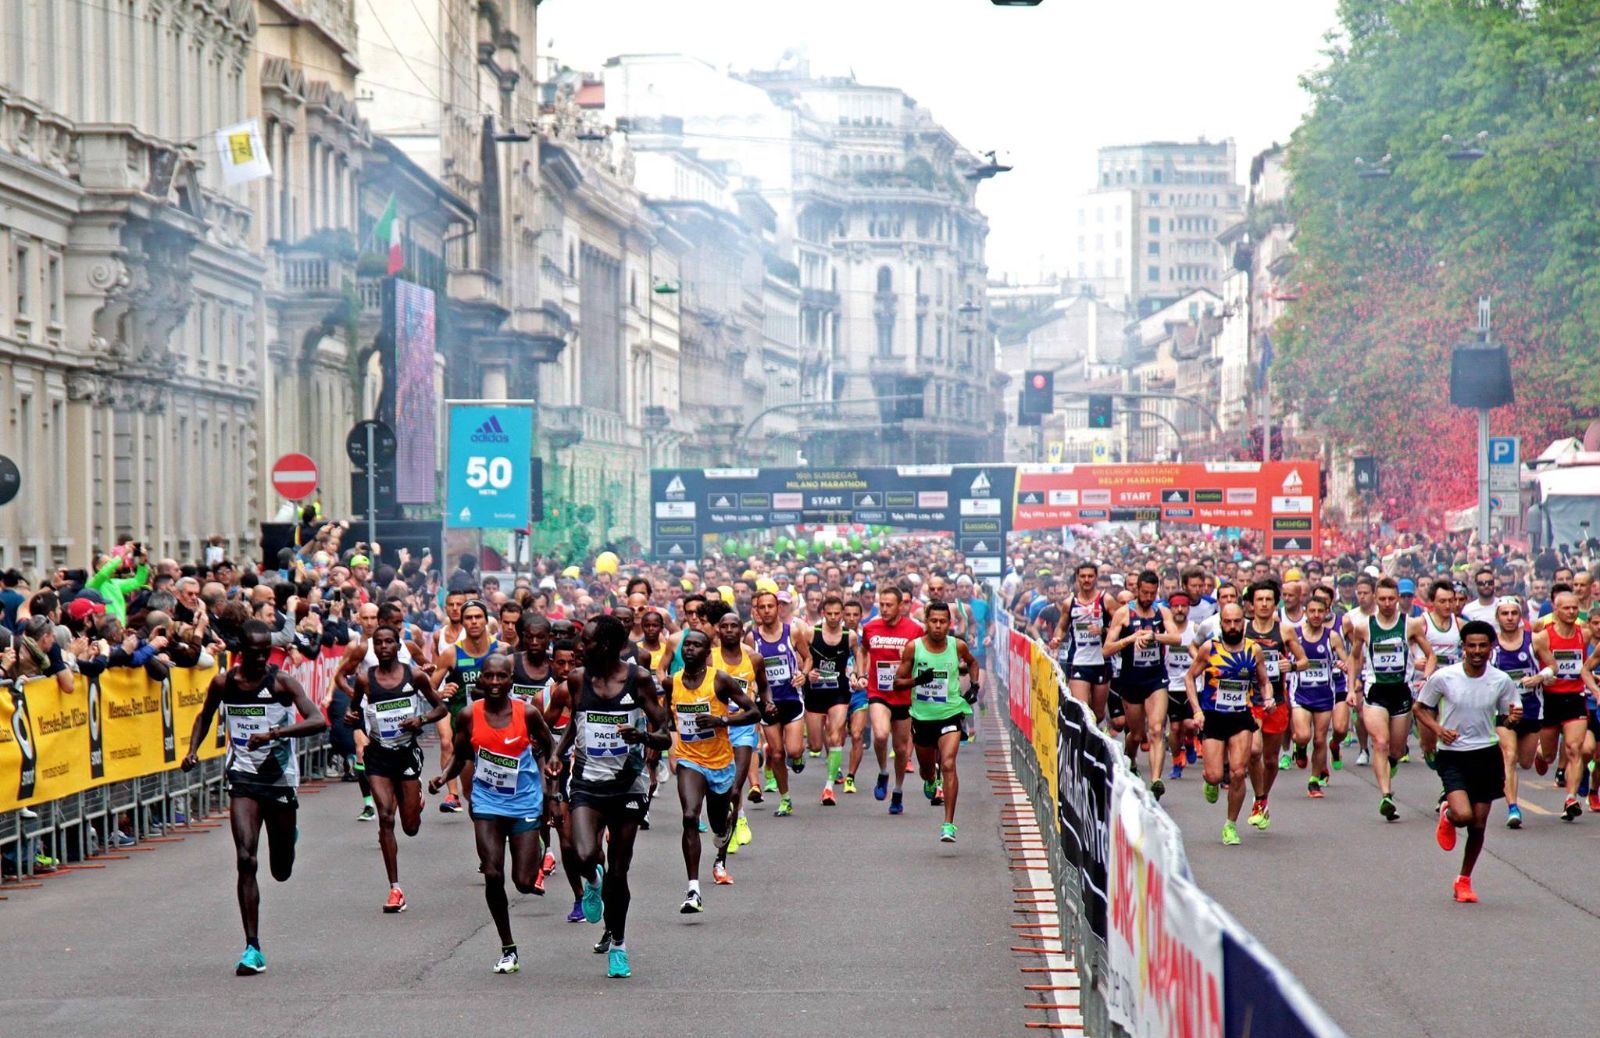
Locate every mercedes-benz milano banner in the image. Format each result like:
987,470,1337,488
650,466,1015,577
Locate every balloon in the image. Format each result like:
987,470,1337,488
595,550,619,575
849,535,862,550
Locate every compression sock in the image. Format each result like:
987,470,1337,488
355,762,371,802
827,748,842,783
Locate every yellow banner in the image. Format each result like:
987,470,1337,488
0,664,221,811
1029,645,1060,806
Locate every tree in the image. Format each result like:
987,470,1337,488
1281,0,1600,520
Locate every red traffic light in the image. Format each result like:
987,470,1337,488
1030,373,1048,390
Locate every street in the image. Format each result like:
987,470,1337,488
1,727,1033,1037
1162,746,1600,1037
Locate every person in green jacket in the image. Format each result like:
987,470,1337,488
86,547,149,624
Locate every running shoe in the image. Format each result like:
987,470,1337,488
1452,876,1478,904
1251,803,1271,830
357,804,377,822
1185,744,1197,765
712,862,733,885
1278,751,1292,771
593,930,613,954
789,757,805,774
383,886,407,914
607,947,631,979
638,810,651,832
1436,804,1457,851
1506,804,1523,829
775,795,793,817
532,867,546,896
747,787,763,804
1149,779,1165,801
1330,743,1342,767
1535,753,1550,776
889,791,904,815
1563,796,1582,822
1308,780,1324,799
1400,753,1410,764
923,780,938,802
110,831,137,849
932,780,944,806
843,775,858,795
581,864,605,923
1355,749,1370,766
567,900,586,923
820,787,836,806
1588,792,1600,815
1317,770,1330,787
1203,782,1219,804
1292,745,1308,769
940,822,957,843
1555,766,1566,786
734,815,752,848
763,770,779,793
542,850,557,876
809,750,823,758
439,795,463,813
873,773,889,801
1379,794,1398,821
1221,821,1240,846
1247,799,1268,829
34,853,58,872
1169,763,1183,781
235,946,266,976
680,889,704,914
493,950,520,974
1424,751,1438,772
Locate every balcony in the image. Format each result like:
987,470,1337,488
509,302,572,363
269,247,353,300
870,352,907,375
544,405,637,449
802,287,841,311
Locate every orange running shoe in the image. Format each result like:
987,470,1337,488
712,862,733,885
1452,876,1478,903
383,886,407,914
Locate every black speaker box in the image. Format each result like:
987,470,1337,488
1450,346,1514,409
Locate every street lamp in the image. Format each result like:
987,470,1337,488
1444,131,1489,162
1353,153,1392,178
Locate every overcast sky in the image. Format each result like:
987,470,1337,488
540,0,1342,281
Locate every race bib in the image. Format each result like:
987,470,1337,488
1073,619,1098,641
1301,661,1331,685
1133,642,1161,667
584,712,629,758
814,659,840,690
876,660,897,693
371,696,416,741
225,706,273,771
1436,647,1460,665
764,654,792,684
1501,668,1529,683
915,672,950,703
1372,642,1404,671
675,701,714,742
1167,650,1193,672
1263,650,1281,679
1555,649,1583,679
475,748,519,791
1215,678,1250,709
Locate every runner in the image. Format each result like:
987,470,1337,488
1102,570,1182,799
180,620,327,975
1417,578,1463,767
1533,587,1588,820
430,598,501,812
555,614,673,979
332,601,424,822
1340,574,1380,766
1310,585,1354,774
1161,591,1202,782
1346,576,1436,821
345,623,448,912
1053,561,1113,722
1415,621,1521,903
510,614,560,897
1492,597,1542,828
804,594,859,805
842,597,871,792
1243,580,1309,830
1289,593,1349,797
859,585,924,814
751,589,812,817
429,655,554,973
1183,603,1271,846
705,599,770,852
665,629,758,906
893,600,980,841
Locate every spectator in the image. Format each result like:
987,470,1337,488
15,616,73,694
86,546,149,624
0,569,26,631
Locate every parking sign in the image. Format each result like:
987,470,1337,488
446,405,534,529
1488,437,1518,466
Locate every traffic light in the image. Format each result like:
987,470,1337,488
1021,370,1054,417
1017,391,1041,427
1088,394,1114,429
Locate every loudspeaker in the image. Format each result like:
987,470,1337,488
1450,346,1514,409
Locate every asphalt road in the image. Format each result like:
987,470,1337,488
1,724,1032,1038
1160,739,1600,1037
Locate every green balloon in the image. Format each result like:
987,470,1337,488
738,543,752,558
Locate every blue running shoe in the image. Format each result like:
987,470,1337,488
1186,744,1197,765
582,864,605,924
1169,763,1183,781
608,947,631,979
235,946,266,976
873,773,889,801
889,791,904,815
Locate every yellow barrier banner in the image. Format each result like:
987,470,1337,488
97,668,172,783
1029,644,1060,806
1,676,91,808
169,664,227,766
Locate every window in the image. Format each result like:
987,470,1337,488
1147,266,1160,282
1147,217,1159,234
1148,192,1160,205
876,266,892,292
14,240,31,319
1147,242,1160,256
46,253,60,325
1152,168,1163,184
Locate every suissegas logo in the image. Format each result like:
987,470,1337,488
470,415,511,443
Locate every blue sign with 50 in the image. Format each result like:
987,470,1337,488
446,405,534,529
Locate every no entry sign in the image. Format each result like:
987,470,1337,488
271,453,319,501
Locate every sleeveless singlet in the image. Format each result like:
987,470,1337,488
1069,595,1109,668
362,665,429,750
1425,613,1462,668
1366,613,1410,686
468,698,543,818
1249,619,1288,695
1295,625,1335,698
753,623,800,703
221,665,299,789
511,652,567,729
567,664,649,799
1118,607,1166,688
710,644,759,739
909,635,966,722
1547,624,1586,696
1164,622,1198,693
446,638,502,715
1493,631,1540,720
1201,639,1262,713
670,667,733,770
809,625,853,692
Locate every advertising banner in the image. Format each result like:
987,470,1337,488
446,405,534,529
0,677,90,807
1013,461,1321,554
1106,769,1225,1038
98,667,174,783
1056,692,1116,940
1030,648,1060,805
1008,626,1034,741
1221,928,1344,1038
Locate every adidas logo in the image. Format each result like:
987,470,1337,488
1281,469,1303,492
470,415,510,443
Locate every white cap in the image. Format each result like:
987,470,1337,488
1363,565,1381,578
861,561,875,573
538,575,556,590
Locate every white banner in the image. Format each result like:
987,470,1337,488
215,118,272,185
1105,768,1225,1038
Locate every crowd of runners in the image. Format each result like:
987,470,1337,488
150,521,1600,975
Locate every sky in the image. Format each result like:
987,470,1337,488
539,0,1343,282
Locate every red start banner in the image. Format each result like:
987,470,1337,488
1012,461,1321,555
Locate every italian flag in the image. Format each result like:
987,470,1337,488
375,194,402,275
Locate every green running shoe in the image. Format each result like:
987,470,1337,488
940,822,957,843
923,780,938,802
235,946,266,976
1221,821,1240,846
1203,782,1219,804
582,864,605,923
607,947,631,979
763,769,778,793
774,795,793,817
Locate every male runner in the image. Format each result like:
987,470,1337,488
703,600,769,851
430,655,554,973
1102,570,1182,798
1161,592,1202,782
1053,561,1113,721
1461,567,1500,624
1492,597,1542,828
1533,588,1588,820
1183,604,1271,845
181,620,326,974
345,624,447,912
1289,594,1349,796
1416,578,1463,767
842,598,871,792
751,589,812,817
556,615,673,978
666,629,757,906
1346,576,1436,820
804,595,859,804
510,614,561,896
859,585,924,814
332,601,424,821
1340,574,1380,766
430,598,500,812
1415,621,1521,903
1243,580,1309,829
1311,586,1353,773
893,601,980,841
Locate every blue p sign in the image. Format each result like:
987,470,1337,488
1488,437,1518,466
